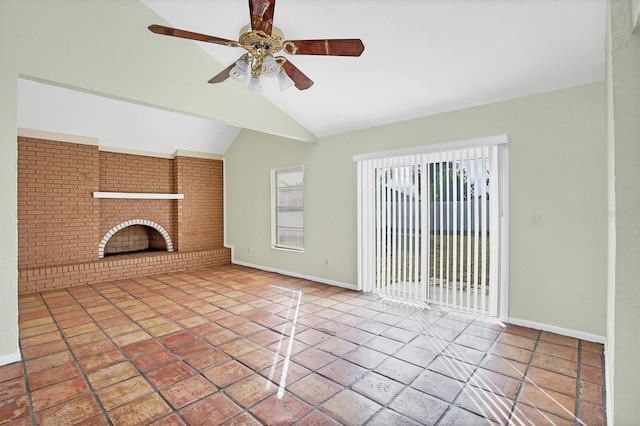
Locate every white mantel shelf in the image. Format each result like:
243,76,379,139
93,192,184,200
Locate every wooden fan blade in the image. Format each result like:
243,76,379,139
283,39,364,56
148,24,238,47
208,62,237,84
280,59,314,90
249,0,275,35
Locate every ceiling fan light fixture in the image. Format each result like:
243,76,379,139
248,73,263,92
278,68,294,91
229,56,250,83
261,54,280,78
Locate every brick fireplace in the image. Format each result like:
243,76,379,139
17,131,230,294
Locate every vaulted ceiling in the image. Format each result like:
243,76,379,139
17,0,605,155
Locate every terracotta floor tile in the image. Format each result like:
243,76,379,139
10,266,608,426
149,413,188,426
320,389,381,426
251,392,312,425
31,376,90,412
318,359,367,387
145,361,195,389
147,322,182,337
203,360,253,388
456,385,515,424
189,321,224,337
577,400,606,426
180,392,242,426
78,350,126,373
427,355,476,382
121,338,164,359
489,342,533,364
527,366,577,396
160,375,216,409
21,339,67,361
97,376,153,410
72,338,118,359
512,403,574,426
225,374,277,408
503,324,540,339
219,338,262,358
20,330,63,348
296,329,333,346
352,372,404,405
19,322,58,339
107,392,171,425
580,364,604,385
581,340,604,354
410,369,464,403
389,387,449,425
540,331,579,348
112,330,153,347
0,377,25,403
289,373,342,406
480,354,527,380
518,382,576,421
87,362,138,390
531,352,578,378
463,324,501,341
536,341,579,362
438,406,498,426
316,337,358,357
25,351,73,375
27,361,80,391
581,350,603,368
469,368,522,399
184,347,230,371
35,394,101,425
237,348,281,372
259,359,311,387
579,379,604,405
0,363,23,383
292,347,337,371
0,396,29,424
296,410,342,426
393,344,439,367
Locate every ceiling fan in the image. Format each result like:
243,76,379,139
148,0,365,91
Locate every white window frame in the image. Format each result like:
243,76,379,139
271,165,304,252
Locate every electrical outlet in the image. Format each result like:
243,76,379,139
247,247,251,254
324,258,329,267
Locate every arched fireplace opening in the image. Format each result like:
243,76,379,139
98,219,174,259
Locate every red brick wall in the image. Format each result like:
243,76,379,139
176,156,224,251
99,151,175,192
17,137,99,269
17,137,229,294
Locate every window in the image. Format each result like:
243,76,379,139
272,166,304,251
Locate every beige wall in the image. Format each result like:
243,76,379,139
606,0,640,424
226,82,608,338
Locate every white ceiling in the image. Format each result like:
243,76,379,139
17,1,606,155
142,0,606,138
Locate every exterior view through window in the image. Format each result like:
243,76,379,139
272,166,304,251
355,137,508,318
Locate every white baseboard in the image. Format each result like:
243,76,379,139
0,351,21,367
507,316,606,344
231,259,358,291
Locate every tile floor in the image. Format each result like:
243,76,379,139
1,265,606,425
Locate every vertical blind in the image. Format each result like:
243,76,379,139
356,141,505,316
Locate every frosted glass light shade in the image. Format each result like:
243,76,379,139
261,54,280,78
248,74,262,92
278,69,295,91
229,58,249,83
